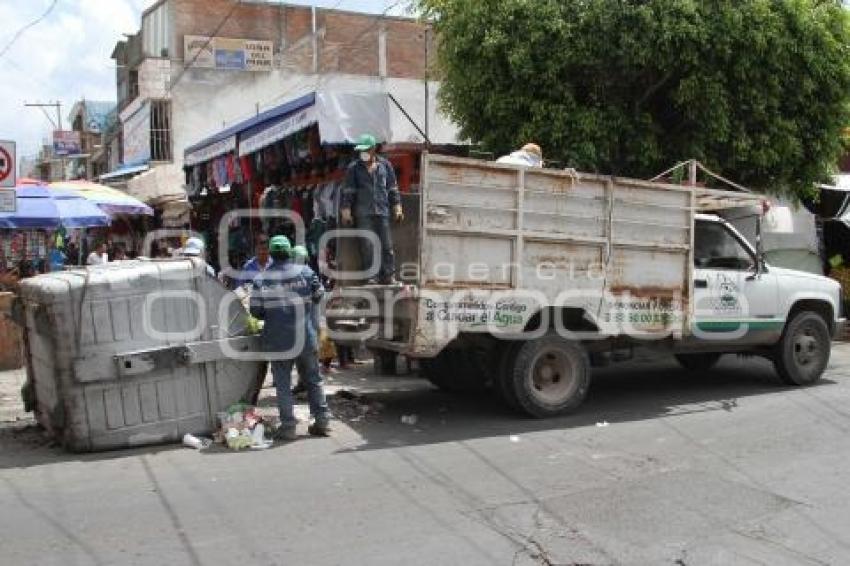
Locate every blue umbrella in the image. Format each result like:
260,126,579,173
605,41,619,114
0,184,111,229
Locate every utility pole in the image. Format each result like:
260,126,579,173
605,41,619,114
424,25,430,146
24,101,64,181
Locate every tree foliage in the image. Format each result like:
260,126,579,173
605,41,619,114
420,0,850,196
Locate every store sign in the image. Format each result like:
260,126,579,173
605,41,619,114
53,131,81,156
238,106,318,157
184,35,274,72
123,101,151,165
185,136,237,167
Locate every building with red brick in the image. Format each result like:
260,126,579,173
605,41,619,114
106,0,458,210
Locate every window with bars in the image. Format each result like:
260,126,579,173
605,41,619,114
150,99,172,162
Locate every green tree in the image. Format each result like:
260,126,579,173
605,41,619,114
420,0,850,196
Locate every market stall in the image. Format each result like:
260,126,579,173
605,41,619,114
50,180,154,259
182,90,462,279
0,183,111,276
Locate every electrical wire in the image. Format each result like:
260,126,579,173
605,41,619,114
167,0,243,94
0,0,59,60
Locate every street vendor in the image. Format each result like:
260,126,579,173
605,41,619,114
339,133,403,285
250,235,330,440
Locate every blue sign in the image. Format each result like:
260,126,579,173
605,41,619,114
215,49,246,70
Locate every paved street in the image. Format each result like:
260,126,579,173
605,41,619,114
2,346,850,566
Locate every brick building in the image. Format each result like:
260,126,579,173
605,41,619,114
108,0,456,207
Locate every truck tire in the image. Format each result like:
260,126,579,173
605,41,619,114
508,333,590,418
773,311,831,386
494,341,522,411
674,353,722,371
420,350,488,393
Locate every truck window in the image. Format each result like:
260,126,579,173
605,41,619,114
694,221,755,271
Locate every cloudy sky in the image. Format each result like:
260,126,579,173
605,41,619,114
0,0,409,172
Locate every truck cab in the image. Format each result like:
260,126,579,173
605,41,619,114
676,213,842,382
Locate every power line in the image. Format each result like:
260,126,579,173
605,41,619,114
0,0,59,60
167,0,243,94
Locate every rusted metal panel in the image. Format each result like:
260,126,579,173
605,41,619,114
327,154,708,354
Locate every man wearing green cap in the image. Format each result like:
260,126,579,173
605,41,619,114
290,244,318,397
251,235,330,440
340,133,403,284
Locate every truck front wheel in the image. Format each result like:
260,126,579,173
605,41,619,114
508,333,590,418
774,311,831,386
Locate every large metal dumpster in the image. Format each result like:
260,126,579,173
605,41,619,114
17,259,262,452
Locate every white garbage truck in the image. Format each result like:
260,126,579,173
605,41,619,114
326,154,844,417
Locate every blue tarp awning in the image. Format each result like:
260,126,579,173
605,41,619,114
99,162,150,181
182,91,394,167
184,92,317,166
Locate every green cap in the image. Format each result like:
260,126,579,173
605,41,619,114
269,235,291,253
354,133,377,151
292,245,308,259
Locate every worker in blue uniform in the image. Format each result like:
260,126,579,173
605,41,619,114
250,235,330,440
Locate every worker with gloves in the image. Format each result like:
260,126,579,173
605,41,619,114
497,143,544,168
339,133,403,285
250,235,330,440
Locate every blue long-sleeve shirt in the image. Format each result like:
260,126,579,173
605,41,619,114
250,259,323,356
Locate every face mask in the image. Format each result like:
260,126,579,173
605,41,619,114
360,152,372,162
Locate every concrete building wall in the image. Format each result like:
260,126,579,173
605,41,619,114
138,58,172,100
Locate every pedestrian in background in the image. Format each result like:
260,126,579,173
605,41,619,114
87,241,108,265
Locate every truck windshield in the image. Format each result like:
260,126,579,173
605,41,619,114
694,221,755,271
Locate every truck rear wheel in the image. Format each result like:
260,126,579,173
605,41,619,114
774,311,831,386
508,333,590,418
674,353,722,371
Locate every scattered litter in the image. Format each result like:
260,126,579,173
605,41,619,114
596,421,610,428
400,414,419,425
509,435,521,443
182,433,212,450
216,404,272,450
329,391,384,423
336,389,361,401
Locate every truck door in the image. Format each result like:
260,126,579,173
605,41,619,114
692,219,780,343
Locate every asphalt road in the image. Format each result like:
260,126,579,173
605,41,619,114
2,345,850,566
